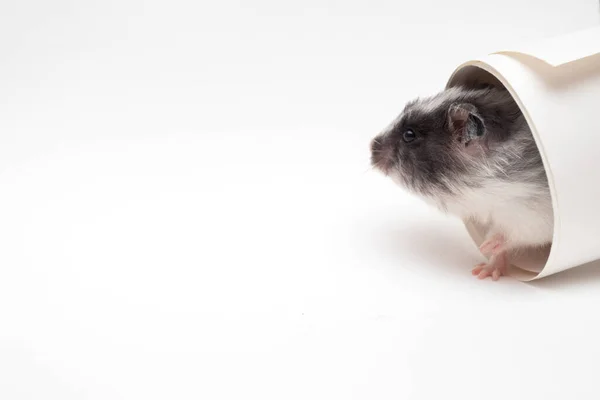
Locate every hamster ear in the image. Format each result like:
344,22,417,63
447,103,485,145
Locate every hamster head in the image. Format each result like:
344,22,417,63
370,86,530,200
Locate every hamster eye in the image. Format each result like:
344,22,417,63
402,129,416,143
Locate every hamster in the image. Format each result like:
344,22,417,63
370,85,553,280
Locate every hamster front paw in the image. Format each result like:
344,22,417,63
472,252,508,281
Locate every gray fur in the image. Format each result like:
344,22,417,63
371,86,548,197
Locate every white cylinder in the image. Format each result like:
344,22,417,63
445,27,600,281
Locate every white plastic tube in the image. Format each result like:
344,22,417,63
445,27,600,281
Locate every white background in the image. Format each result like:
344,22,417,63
1,1,600,399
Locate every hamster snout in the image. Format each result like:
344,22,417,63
369,134,396,174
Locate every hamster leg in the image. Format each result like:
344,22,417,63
472,252,508,281
479,233,505,257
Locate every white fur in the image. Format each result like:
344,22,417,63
416,87,464,114
424,178,554,251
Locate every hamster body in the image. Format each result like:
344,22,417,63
370,86,553,280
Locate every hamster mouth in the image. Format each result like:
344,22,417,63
370,137,396,175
